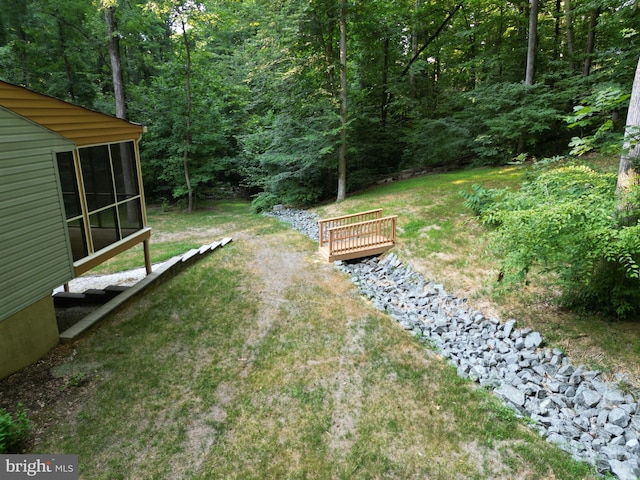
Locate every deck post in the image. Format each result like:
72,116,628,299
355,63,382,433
143,238,152,275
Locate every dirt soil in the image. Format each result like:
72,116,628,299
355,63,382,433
0,343,93,452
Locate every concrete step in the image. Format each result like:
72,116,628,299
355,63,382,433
53,292,87,308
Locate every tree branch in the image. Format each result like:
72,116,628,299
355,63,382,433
400,3,464,78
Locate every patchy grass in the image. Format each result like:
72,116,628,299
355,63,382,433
315,155,640,385
86,200,263,275
35,222,596,478
13,157,632,477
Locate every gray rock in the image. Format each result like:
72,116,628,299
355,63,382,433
610,407,631,428
525,331,543,349
609,459,640,480
576,389,602,408
627,438,640,455
502,319,516,339
604,423,626,437
496,384,526,408
602,389,627,409
601,445,630,461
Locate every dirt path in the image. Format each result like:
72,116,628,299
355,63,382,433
235,232,368,453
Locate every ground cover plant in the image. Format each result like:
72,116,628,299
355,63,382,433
0,403,31,453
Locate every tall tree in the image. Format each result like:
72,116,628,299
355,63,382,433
103,1,127,120
582,6,600,77
617,55,640,194
400,3,463,78
336,0,347,202
525,0,538,85
564,0,575,70
179,14,193,213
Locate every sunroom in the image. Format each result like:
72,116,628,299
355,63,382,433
0,80,150,378
0,80,151,277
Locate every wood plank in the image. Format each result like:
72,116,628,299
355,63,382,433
318,208,382,224
318,212,396,262
319,242,395,262
181,248,200,262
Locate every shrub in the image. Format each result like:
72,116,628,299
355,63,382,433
459,184,508,219
459,82,563,164
564,86,629,156
462,162,640,317
0,403,32,453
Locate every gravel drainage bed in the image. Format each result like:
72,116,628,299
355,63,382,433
266,206,640,480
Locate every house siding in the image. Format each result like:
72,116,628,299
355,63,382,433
0,107,75,322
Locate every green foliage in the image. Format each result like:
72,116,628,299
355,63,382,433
459,184,508,219
460,82,563,164
1,0,639,206
564,86,629,156
463,163,640,317
239,104,338,210
0,403,32,453
401,118,473,169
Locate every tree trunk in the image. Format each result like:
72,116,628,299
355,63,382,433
564,0,575,70
617,56,640,195
105,3,136,224
583,8,600,77
105,5,126,120
181,18,193,213
336,0,347,202
553,0,561,60
381,37,389,127
409,0,422,95
525,0,538,85
56,18,76,102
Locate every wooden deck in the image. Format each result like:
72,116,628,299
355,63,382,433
318,210,397,262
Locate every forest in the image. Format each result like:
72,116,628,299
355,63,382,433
0,0,639,211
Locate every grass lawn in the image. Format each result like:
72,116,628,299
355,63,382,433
24,157,638,478
314,157,640,385
35,213,597,479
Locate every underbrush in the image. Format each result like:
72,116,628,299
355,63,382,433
0,403,31,453
460,159,640,318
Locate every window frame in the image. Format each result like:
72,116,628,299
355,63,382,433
56,140,146,263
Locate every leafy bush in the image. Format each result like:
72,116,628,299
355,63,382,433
0,403,32,453
239,107,337,211
564,86,629,156
459,82,563,164
462,163,640,317
459,184,508,218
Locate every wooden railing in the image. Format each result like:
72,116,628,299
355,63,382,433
318,210,397,262
318,209,382,248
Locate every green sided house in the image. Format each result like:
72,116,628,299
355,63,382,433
0,81,151,379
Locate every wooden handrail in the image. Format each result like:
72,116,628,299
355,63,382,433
319,208,382,225
327,216,397,256
318,209,382,247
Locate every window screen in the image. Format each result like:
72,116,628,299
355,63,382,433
56,141,144,260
